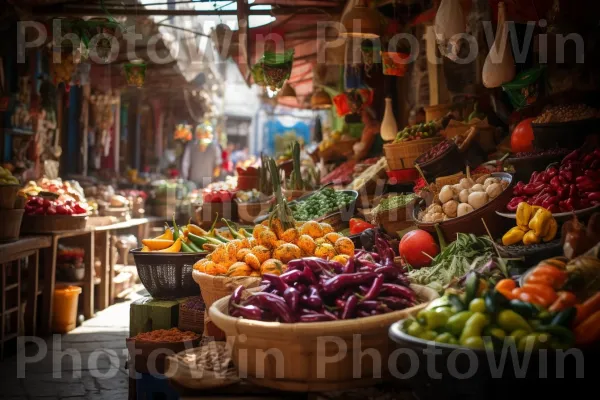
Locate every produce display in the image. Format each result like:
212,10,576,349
193,218,354,277
414,140,453,165
290,188,355,221
0,166,19,185
235,189,267,204
318,130,355,153
320,160,357,185
512,148,570,159
508,148,600,212
24,196,88,216
227,238,416,322
407,232,503,293
20,178,86,202
394,121,441,143
348,157,387,192
502,203,558,246
418,174,509,223
141,217,236,253
533,104,599,124
131,328,199,343
371,194,416,217
203,189,235,203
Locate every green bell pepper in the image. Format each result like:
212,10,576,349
446,311,474,336
459,312,489,345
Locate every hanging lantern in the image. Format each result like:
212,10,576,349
124,60,146,88
340,0,381,39
279,83,297,99
311,88,332,109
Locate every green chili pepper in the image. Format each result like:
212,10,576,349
509,300,540,319
186,241,202,252
435,332,457,344
509,329,529,345
459,312,488,345
419,308,454,330
550,307,577,328
181,241,194,253
469,298,486,313
462,336,485,349
487,327,506,340
446,311,474,336
406,321,424,337
536,325,575,348
172,214,180,241
222,218,244,239
497,310,532,333
417,330,438,341
518,333,550,351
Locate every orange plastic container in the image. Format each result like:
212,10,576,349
52,285,82,333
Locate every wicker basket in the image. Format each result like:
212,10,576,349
415,172,514,243
425,103,451,122
20,214,88,234
0,209,24,242
383,137,443,170
131,249,206,299
178,298,206,334
0,184,19,209
236,201,271,225
192,271,261,311
208,284,438,392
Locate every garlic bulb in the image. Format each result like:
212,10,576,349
439,185,455,204
482,2,516,88
457,203,474,217
459,189,470,203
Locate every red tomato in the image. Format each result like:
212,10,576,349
511,117,535,153
399,230,439,268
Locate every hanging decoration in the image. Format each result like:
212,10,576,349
310,88,332,110
340,0,381,39
211,23,234,59
174,124,193,142
124,60,147,88
434,0,466,59
333,88,373,117
360,40,380,77
380,2,410,77
482,1,515,88
251,49,294,95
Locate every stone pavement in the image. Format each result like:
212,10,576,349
0,296,139,400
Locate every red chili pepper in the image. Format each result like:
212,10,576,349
577,181,600,193
588,192,600,201
563,198,575,211
530,171,539,183
542,196,559,209
563,149,580,163
507,197,525,211
556,187,568,200
569,184,579,198
579,199,591,209
523,183,547,195
559,170,573,183
591,160,600,170
585,169,600,180
549,176,561,191
547,204,560,213
546,166,558,178
533,194,549,206
513,182,525,196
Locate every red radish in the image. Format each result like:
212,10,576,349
399,230,439,268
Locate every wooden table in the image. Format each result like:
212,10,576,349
93,216,165,309
0,236,51,358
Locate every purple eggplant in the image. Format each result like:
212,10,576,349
381,283,416,302
231,304,263,320
369,252,381,262
228,285,244,314
303,266,317,284
358,266,376,273
294,283,308,294
299,313,336,322
283,287,300,312
357,300,379,310
357,310,372,318
323,309,339,320
322,272,377,294
362,274,384,301
341,295,358,320
286,259,305,271
262,273,289,293
249,292,296,323
374,265,399,280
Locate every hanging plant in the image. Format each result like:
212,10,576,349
381,51,410,76
251,49,294,93
124,60,146,87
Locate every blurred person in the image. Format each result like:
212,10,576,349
181,135,222,188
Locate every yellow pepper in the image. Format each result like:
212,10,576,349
158,238,182,252
542,218,558,242
154,228,173,241
188,223,208,236
528,207,553,237
516,202,532,228
523,230,541,245
502,226,528,246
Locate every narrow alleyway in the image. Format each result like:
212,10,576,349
0,295,140,400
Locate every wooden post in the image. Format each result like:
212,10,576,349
81,84,90,176
82,232,95,319
41,236,58,335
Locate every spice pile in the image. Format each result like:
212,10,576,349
228,238,416,322
415,140,453,164
533,104,599,123
132,328,199,343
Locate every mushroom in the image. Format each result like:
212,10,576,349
452,184,464,194
469,184,485,193
460,177,475,190
468,191,489,209
483,177,500,190
439,185,455,204
486,182,503,199
457,203,474,217
459,189,470,204
443,200,459,218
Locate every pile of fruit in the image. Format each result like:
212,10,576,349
508,148,600,212
414,140,453,165
193,219,355,278
20,178,86,202
394,121,441,143
24,197,88,216
502,203,558,246
228,237,416,322
401,256,600,349
0,166,19,185
290,188,355,221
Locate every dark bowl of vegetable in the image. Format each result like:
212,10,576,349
388,319,599,400
532,118,600,150
415,140,464,180
497,239,563,267
505,149,570,182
